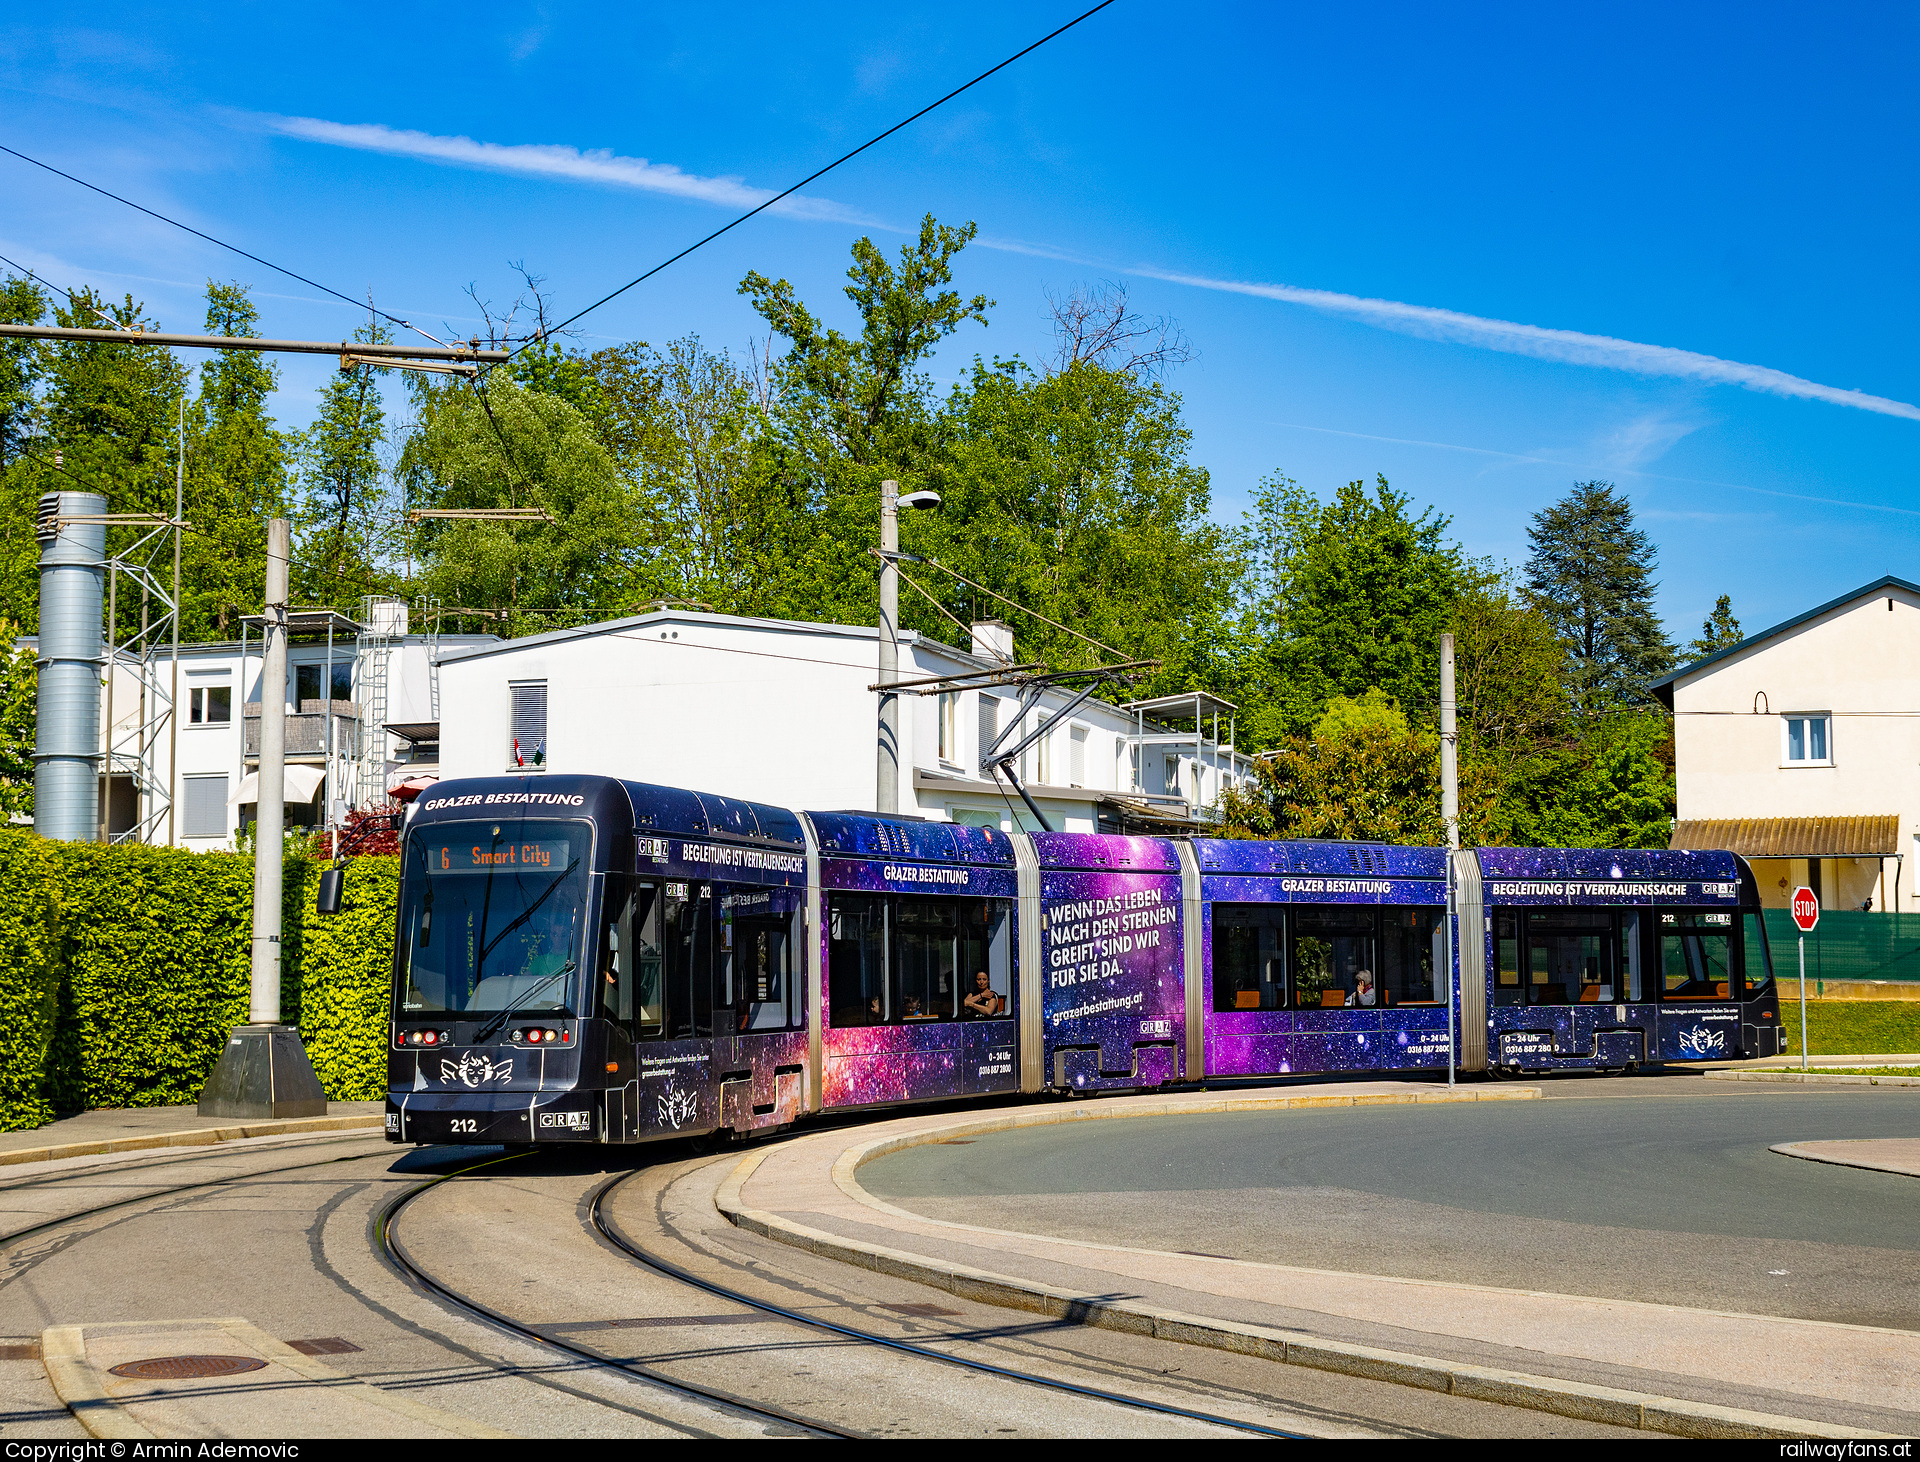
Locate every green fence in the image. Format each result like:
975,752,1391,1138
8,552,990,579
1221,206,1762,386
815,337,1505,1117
1762,909,1920,985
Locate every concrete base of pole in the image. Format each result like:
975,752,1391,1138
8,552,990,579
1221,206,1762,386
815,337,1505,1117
196,1024,328,1119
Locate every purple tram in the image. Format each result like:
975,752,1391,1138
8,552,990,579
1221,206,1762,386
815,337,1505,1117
381,774,1786,1148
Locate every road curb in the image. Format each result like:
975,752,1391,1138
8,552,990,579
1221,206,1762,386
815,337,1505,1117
1706,1070,1920,1086
1771,1141,1920,1178
0,1114,384,1170
716,1091,1887,1441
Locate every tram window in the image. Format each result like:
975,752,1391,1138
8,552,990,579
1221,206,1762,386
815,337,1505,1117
1524,909,1612,1005
1291,906,1375,1008
1494,913,1523,1007
1211,905,1285,1011
600,875,663,1033
960,900,1011,1018
828,894,1012,1026
396,818,591,1017
656,881,713,1038
1659,911,1734,1000
1738,911,1774,998
1619,911,1645,1002
829,894,889,1025
895,900,960,1019
717,885,804,1032
1380,908,1441,1005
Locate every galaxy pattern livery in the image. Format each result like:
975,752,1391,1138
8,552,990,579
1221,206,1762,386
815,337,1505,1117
382,775,1786,1150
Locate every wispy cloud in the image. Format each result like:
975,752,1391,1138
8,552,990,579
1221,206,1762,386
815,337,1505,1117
260,115,1920,423
259,115,881,227
1266,419,1920,519
1132,266,1920,422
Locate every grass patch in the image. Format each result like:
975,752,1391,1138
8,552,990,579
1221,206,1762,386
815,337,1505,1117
1779,1000,1920,1055
1805,1066,1920,1077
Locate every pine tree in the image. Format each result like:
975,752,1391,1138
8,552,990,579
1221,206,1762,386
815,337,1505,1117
1686,594,1742,660
1524,481,1674,710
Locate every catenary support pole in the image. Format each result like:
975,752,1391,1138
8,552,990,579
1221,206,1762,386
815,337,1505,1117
876,478,899,814
198,516,325,1119
1446,854,1456,1088
251,518,289,1024
167,396,182,846
1441,633,1459,1085
1440,632,1459,852
1799,935,1808,1073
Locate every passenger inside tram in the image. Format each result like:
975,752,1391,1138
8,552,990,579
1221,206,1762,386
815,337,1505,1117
963,971,1004,1017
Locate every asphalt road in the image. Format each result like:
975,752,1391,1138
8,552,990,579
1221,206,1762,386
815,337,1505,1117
0,1128,1632,1438
862,1078,1920,1328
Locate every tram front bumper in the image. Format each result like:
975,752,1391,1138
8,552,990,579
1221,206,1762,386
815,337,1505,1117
386,1091,602,1146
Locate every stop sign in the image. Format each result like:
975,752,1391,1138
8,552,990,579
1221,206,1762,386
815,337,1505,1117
1791,886,1820,933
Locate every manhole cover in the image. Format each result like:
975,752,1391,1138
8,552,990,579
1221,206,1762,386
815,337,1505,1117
108,1355,267,1380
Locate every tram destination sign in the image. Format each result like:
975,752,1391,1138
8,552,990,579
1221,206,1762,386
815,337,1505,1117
1485,878,1739,904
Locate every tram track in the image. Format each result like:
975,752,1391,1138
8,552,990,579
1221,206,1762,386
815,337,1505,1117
373,1153,843,1438
2,1135,784,1438
585,1161,1309,1438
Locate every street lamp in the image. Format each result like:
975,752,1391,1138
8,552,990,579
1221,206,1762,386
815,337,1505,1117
877,480,942,813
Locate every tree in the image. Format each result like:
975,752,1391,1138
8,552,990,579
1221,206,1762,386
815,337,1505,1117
1686,593,1742,660
0,626,33,818
740,214,991,470
184,283,288,636
600,337,804,617
1045,281,1193,379
1220,692,1447,844
1525,481,1674,709
400,373,641,633
292,319,394,610
0,275,49,631
1231,474,1465,746
910,357,1231,685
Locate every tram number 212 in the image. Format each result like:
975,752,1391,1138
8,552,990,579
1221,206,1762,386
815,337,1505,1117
450,1119,478,1134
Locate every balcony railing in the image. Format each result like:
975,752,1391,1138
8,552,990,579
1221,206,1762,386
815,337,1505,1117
244,703,360,759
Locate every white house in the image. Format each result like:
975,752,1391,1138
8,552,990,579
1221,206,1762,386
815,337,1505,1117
1655,575,1920,913
21,605,493,849
434,608,1253,830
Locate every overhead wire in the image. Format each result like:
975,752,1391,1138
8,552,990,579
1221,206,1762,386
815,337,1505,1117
0,142,447,349
516,0,1117,357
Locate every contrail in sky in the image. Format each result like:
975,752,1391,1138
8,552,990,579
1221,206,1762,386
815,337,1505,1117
263,114,1920,423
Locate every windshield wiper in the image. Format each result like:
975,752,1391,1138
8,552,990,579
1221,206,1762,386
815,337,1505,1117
474,959,576,1045
477,858,581,967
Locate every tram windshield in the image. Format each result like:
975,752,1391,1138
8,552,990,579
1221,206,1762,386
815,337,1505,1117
396,818,593,1016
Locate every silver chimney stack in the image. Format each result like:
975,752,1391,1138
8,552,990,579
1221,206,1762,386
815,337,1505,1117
33,491,106,841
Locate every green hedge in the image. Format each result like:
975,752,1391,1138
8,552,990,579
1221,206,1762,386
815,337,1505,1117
0,831,400,1132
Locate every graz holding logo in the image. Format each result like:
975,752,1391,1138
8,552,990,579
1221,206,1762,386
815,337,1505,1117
538,1110,591,1131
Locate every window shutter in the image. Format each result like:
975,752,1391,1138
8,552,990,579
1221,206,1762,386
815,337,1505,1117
1070,725,1087,786
977,694,998,773
509,681,549,769
183,775,227,839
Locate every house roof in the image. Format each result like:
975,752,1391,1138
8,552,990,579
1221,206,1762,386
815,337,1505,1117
1650,575,1920,709
1671,815,1900,858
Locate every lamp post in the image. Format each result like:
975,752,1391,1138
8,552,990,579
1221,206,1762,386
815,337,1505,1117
875,480,941,813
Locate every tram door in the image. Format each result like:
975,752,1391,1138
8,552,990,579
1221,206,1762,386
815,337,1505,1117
1494,909,1642,1064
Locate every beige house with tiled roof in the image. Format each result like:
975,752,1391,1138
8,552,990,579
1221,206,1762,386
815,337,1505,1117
1654,576,1920,913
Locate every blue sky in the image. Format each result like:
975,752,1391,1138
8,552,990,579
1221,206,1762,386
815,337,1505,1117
4,2,1915,646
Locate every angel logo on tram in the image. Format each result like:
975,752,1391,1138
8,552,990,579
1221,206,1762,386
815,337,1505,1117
379,774,1785,1147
